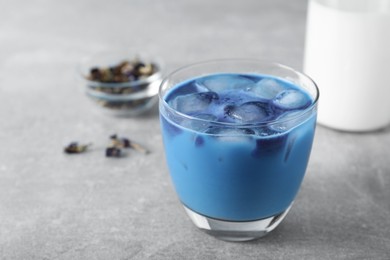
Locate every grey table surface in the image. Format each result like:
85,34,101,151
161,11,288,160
1,0,390,259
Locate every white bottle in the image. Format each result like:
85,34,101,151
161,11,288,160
304,0,390,131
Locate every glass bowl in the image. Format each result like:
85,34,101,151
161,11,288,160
79,50,163,117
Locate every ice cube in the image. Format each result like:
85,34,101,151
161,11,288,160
196,74,254,92
194,113,218,121
271,109,313,132
247,78,287,99
206,127,255,135
169,81,210,97
270,111,304,132
252,127,278,137
224,101,273,123
205,126,255,141
181,113,217,132
170,91,219,115
273,89,311,110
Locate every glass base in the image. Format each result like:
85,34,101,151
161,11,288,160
183,205,292,242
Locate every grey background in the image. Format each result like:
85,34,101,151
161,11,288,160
1,0,389,259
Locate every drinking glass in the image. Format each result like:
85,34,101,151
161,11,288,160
159,59,319,241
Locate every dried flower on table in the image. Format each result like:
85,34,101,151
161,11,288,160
109,134,150,154
64,135,149,158
105,147,122,158
64,142,91,154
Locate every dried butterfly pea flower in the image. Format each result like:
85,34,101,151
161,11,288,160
64,142,91,154
88,58,157,84
110,134,150,154
138,63,153,75
90,68,102,81
106,134,125,158
105,147,121,157
64,135,149,158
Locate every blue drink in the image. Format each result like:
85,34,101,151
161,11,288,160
159,60,319,241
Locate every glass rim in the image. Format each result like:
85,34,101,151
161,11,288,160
158,58,319,128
